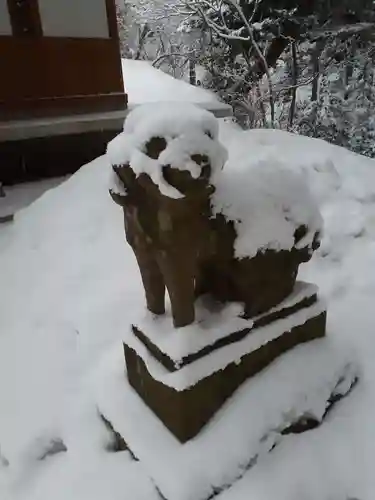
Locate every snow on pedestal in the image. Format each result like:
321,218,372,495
127,292,325,391
129,282,318,370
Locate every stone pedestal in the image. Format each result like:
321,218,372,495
123,282,326,443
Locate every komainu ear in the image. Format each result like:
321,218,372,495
161,165,197,196
109,189,129,207
312,230,321,251
191,154,211,181
161,155,212,195
293,225,308,245
109,164,138,207
161,164,214,200
113,164,137,190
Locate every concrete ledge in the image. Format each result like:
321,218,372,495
0,110,126,142
0,101,232,184
0,129,118,185
0,101,233,142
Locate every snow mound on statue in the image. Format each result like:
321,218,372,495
107,102,227,199
212,157,323,258
126,291,327,391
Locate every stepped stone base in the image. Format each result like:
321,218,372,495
96,303,357,500
124,284,327,443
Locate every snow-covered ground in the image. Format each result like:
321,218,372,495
1,60,375,500
0,178,66,219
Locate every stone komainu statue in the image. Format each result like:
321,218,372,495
108,104,321,328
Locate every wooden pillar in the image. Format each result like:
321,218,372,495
7,0,42,36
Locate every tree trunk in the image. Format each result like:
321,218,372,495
189,59,197,86
157,253,196,328
311,40,323,102
253,37,290,79
288,42,298,128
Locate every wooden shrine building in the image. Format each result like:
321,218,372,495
0,0,128,183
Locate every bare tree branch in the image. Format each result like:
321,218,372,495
224,0,275,127
152,51,196,68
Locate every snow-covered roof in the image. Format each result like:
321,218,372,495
121,59,216,105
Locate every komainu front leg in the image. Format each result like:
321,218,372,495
158,254,195,328
134,249,166,316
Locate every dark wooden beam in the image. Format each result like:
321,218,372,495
7,0,42,37
105,0,120,40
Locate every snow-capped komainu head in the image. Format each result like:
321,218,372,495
107,102,228,203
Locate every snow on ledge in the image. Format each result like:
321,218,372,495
125,294,326,391
94,335,358,500
131,282,318,364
